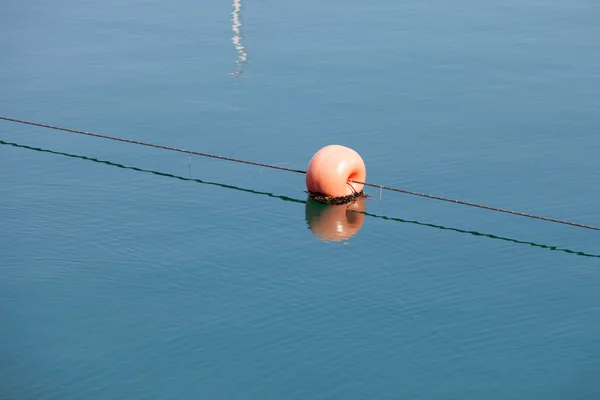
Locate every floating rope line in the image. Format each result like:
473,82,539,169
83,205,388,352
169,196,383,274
351,181,600,232
3,139,599,259
0,116,305,174
1,115,599,232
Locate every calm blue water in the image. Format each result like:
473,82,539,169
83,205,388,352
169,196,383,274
2,0,600,398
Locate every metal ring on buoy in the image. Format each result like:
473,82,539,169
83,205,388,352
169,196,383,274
306,144,367,204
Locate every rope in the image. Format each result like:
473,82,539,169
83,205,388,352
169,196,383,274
0,116,306,174
351,181,600,232
3,138,599,259
2,115,599,232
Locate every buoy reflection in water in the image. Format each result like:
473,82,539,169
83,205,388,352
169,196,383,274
305,197,365,243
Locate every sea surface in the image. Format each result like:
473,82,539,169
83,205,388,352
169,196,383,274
2,0,600,399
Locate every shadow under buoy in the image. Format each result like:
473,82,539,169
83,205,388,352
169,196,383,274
305,197,366,243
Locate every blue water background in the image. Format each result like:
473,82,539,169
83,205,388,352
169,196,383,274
2,0,600,398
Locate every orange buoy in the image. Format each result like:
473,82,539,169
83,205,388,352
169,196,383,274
305,197,366,242
306,145,366,202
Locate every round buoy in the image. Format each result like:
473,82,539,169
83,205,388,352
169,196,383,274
306,144,366,204
305,197,365,242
